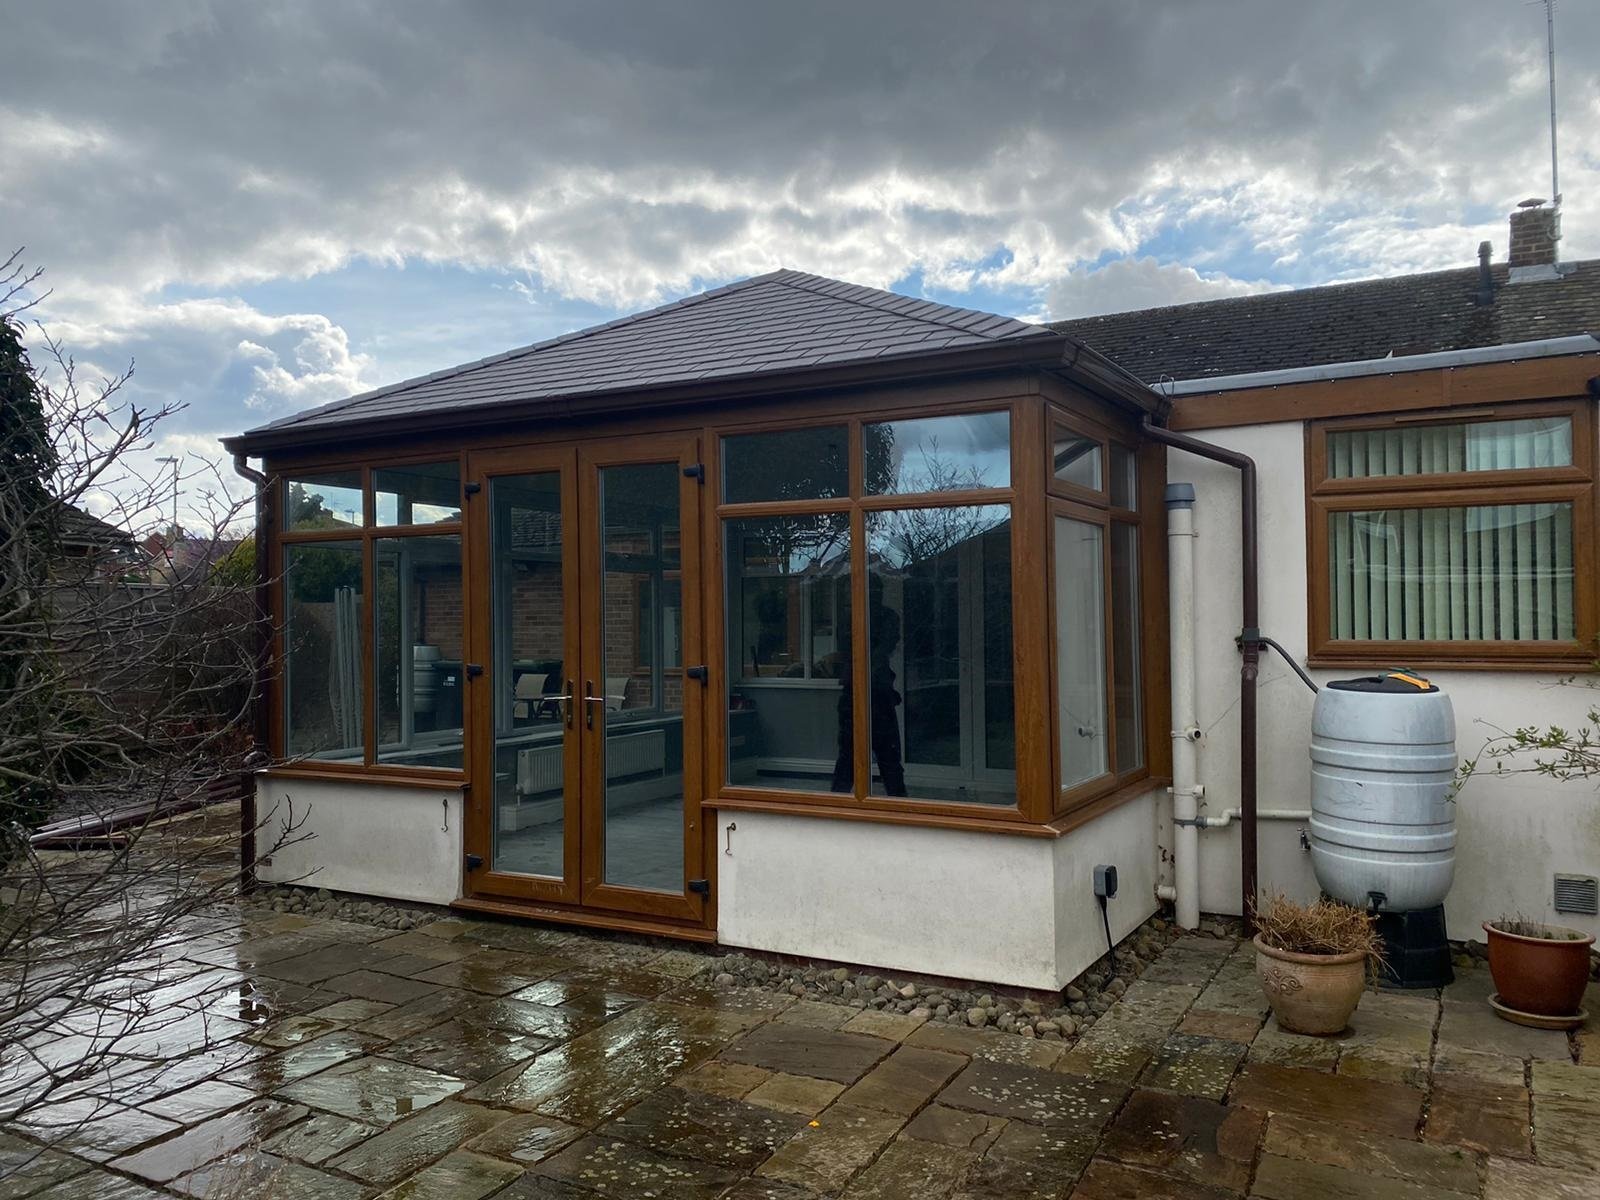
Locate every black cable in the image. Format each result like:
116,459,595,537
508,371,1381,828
1097,894,1113,958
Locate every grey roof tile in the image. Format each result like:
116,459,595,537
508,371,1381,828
1051,259,1600,384
237,270,1055,442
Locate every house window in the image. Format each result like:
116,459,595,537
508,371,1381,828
1047,413,1148,810
1309,403,1596,666
277,461,466,773
719,410,1018,809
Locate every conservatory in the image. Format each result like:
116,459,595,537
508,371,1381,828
225,271,1172,989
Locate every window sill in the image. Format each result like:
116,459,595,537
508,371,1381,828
703,794,1063,838
1307,654,1595,674
1052,775,1167,834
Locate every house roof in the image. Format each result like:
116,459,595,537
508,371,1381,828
1051,259,1600,386
57,503,135,551
229,269,1125,454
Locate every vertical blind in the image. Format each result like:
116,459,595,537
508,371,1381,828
1329,504,1575,642
1326,418,1576,643
1327,416,1572,478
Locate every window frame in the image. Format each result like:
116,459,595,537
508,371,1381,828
708,397,1038,824
1306,400,1598,670
271,452,469,779
1043,406,1156,816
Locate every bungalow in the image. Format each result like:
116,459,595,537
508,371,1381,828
224,201,1600,990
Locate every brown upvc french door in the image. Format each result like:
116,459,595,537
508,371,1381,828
463,435,705,925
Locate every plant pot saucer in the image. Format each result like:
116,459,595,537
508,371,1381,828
1488,993,1587,1031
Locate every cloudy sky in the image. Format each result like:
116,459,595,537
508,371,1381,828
4,1,1597,513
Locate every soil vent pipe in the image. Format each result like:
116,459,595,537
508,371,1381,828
1165,482,1201,929
1140,418,1260,931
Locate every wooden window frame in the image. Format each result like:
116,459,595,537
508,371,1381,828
1043,404,1163,817
271,452,470,781
707,396,1050,825
1306,400,1598,671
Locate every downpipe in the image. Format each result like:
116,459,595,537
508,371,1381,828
1164,483,1201,930
230,453,270,893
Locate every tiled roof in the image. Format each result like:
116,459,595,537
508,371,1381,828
235,270,1055,446
1051,259,1600,384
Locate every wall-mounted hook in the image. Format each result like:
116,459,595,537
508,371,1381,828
724,822,737,856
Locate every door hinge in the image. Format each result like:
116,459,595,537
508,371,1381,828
685,665,708,683
465,663,483,679
465,853,484,871
463,481,482,496
688,878,710,895
683,464,705,482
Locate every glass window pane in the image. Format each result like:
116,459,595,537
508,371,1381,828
1053,427,1102,492
723,426,849,504
724,514,851,793
375,536,463,771
375,462,461,526
283,541,364,760
1328,502,1575,642
866,505,1015,805
865,412,1010,495
284,471,363,531
599,462,685,892
1328,416,1572,479
1110,523,1143,771
489,473,566,880
1109,443,1138,509
1055,517,1108,790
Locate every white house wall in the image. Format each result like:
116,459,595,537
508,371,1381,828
1176,425,1600,941
715,791,1159,991
255,776,464,906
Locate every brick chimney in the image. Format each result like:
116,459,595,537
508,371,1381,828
1508,198,1559,268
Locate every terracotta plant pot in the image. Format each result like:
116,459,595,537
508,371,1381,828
1483,921,1594,1018
1253,934,1367,1035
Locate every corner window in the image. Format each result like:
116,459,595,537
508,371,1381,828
1309,404,1594,664
283,541,365,759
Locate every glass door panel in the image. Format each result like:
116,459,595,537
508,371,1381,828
581,440,701,920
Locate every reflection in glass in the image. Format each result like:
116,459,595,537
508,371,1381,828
490,473,566,880
865,504,1015,805
283,541,364,759
375,536,463,771
1053,427,1101,492
376,462,461,526
600,463,686,892
1109,443,1137,510
1055,517,1108,790
1110,523,1143,771
285,472,363,531
724,515,851,792
865,412,1010,494
723,426,848,504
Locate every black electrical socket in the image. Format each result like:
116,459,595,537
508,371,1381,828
1093,864,1118,900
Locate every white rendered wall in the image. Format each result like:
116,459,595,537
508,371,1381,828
255,776,464,906
1176,424,1600,941
715,791,1159,991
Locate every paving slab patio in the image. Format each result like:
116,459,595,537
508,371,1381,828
4,906,1598,1198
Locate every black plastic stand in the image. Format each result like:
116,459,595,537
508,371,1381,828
1374,904,1454,989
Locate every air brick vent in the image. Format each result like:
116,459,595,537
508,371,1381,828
1553,874,1599,916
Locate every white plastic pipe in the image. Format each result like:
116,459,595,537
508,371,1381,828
1198,808,1310,829
1166,483,1200,930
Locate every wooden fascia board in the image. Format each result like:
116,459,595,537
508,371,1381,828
1168,352,1600,431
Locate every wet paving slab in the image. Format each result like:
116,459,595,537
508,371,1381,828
12,909,1600,1199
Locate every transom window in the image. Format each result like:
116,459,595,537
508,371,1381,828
1308,402,1596,667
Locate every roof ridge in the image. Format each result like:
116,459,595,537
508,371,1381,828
770,270,1044,340
261,271,789,430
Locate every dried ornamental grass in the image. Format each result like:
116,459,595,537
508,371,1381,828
1251,893,1385,965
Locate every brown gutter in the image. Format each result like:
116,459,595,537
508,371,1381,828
1138,417,1259,930
230,452,270,893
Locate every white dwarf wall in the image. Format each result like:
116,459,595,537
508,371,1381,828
715,791,1159,990
255,776,464,905
1176,424,1600,941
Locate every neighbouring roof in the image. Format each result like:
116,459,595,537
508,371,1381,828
229,269,1112,453
1052,259,1600,385
57,503,135,551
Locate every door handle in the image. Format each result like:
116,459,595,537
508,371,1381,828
560,679,576,729
583,680,604,729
